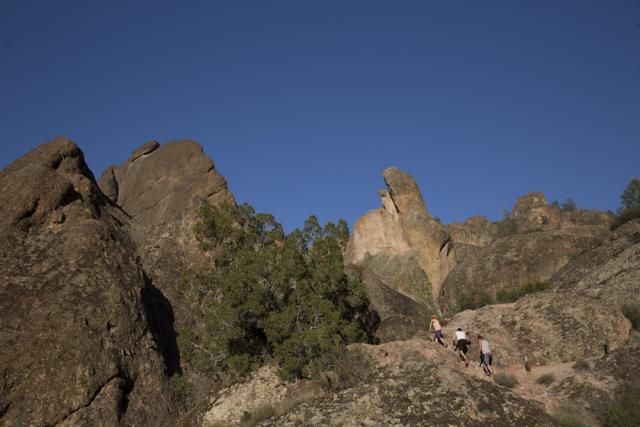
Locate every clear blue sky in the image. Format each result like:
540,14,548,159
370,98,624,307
1,1,639,230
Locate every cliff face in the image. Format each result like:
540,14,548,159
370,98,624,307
98,140,237,375
0,138,175,426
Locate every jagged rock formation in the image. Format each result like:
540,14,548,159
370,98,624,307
511,192,611,233
99,139,235,226
260,339,555,427
345,168,452,339
0,138,175,426
98,139,236,376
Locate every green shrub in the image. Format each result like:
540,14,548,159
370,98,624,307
536,373,555,386
239,405,276,426
611,205,640,230
573,358,590,371
496,281,553,303
307,346,371,391
551,405,586,427
168,373,192,404
604,384,640,427
621,304,640,329
179,202,375,381
493,372,518,388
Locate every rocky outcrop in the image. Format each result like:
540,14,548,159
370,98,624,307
439,226,610,314
97,139,237,400
261,339,555,427
202,366,289,426
444,291,631,367
446,215,497,248
358,269,429,342
551,219,640,310
511,192,611,233
345,168,450,325
99,139,235,226
0,138,175,426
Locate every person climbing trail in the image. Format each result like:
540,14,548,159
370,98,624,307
429,315,447,347
477,335,493,376
454,327,470,367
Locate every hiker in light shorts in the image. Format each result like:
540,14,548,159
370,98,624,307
477,335,493,376
429,315,447,347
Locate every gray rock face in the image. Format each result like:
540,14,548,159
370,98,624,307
98,139,237,398
0,138,175,426
445,291,630,367
359,269,429,343
99,139,235,226
439,226,610,314
551,219,640,310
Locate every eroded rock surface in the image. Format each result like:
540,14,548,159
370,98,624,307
551,219,640,309
261,339,554,427
439,226,609,313
0,138,175,426
99,140,237,376
444,291,630,367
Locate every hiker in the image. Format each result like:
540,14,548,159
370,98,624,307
477,335,493,376
429,315,447,347
454,327,470,367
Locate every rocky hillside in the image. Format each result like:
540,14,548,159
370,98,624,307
0,139,175,425
2,140,637,427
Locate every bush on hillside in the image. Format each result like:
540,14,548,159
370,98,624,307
493,372,518,388
178,201,375,381
496,281,552,304
573,358,590,371
536,373,555,386
611,206,640,230
551,405,587,427
604,384,640,427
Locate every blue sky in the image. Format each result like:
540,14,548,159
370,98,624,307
1,1,639,230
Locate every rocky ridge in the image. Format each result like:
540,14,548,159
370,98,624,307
0,138,175,426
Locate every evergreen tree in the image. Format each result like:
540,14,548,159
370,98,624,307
179,201,374,381
621,178,640,210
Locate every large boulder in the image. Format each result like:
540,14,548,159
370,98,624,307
0,138,175,426
439,226,610,314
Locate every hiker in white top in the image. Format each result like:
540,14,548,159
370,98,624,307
477,335,493,376
453,328,470,367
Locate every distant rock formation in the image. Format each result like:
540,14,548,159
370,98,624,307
0,138,175,425
345,167,453,340
439,226,610,313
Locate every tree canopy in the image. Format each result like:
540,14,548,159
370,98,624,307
178,201,375,380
